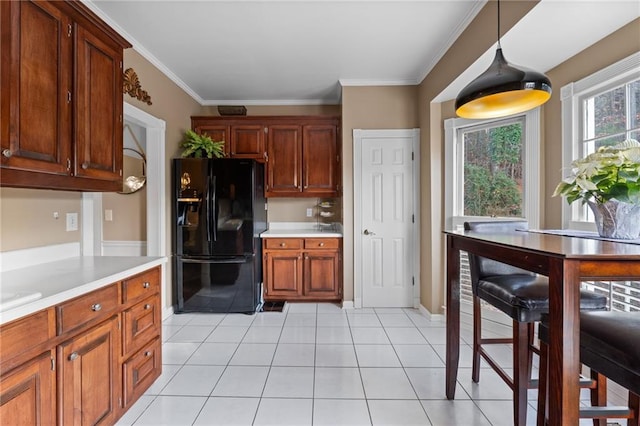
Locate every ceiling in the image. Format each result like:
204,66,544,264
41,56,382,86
87,0,639,106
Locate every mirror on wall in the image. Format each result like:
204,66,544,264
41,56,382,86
120,123,147,194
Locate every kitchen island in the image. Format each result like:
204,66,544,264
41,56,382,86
0,256,165,425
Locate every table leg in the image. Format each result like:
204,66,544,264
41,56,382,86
547,258,581,425
446,235,461,400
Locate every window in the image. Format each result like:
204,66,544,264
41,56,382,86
561,52,640,313
445,109,542,320
561,53,640,228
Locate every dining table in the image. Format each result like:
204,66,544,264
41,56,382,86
444,228,640,425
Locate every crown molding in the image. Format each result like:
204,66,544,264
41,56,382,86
339,79,418,87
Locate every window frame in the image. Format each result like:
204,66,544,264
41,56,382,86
560,52,640,230
444,108,542,231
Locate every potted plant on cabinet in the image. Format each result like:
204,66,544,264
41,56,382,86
553,139,640,239
180,130,225,158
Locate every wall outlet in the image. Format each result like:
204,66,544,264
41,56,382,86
105,209,113,222
306,208,313,217
66,213,78,231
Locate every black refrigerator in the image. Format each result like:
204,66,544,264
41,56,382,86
173,158,266,314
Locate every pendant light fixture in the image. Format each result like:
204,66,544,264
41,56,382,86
455,0,552,119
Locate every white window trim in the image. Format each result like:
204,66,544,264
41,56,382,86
444,108,542,231
560,52,640,230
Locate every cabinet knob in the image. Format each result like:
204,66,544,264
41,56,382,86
143,282,150,289
279,243,286,247
144,351,152,357
2,149,12,158
69,352,79,361
81,162,89,169
91,303,102,312
144,304,151,310
319,242,324,247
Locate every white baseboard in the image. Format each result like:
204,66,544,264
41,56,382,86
102,241,147,256
341,301,355,310
418,304,445,321
162,305,174,321
0,242,81,272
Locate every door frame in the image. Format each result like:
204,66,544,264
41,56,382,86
353,128,420,309
81,103,168,314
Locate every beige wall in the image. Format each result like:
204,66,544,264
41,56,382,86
417,0,539,313
103,189,147,241
0,188,81,251
341,85,419,302
543,18,640,229
200,105,341,117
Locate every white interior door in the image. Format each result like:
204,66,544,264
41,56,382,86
354,129,419,308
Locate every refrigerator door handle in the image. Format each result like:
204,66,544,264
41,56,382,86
204,173,211,243
181,258,247,264
211,175,217,242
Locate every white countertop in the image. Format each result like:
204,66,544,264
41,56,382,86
0,256,166,325
260,222,343,238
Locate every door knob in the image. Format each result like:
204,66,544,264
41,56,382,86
363,229,376,235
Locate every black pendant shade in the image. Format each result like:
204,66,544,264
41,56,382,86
455,48,552,119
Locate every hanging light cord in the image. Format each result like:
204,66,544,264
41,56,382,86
497,0,501,48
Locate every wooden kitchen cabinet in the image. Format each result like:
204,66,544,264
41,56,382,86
191,116,340,197
263,238,342,301
0,0,131,191
58,316,120,426
192,117,266,161
0,350,56,426
0,265,162,425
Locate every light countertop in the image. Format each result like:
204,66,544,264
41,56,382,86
0,256,166,325
260,222,343,238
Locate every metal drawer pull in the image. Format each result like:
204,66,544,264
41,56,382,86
69,352,78,361
319,242,325,247
2,149,12,158
144,351,152,357
280,243,286,247
143,282,150,288
81,162,89,169
91,303,102,312
144,304,151,310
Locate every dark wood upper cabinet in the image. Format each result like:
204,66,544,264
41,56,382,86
266,124,302,195
191,116,340,198
0,0,131,191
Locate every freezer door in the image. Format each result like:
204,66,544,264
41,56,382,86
175,256,259,314
174,158,212,256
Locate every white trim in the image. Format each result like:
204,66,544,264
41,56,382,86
418,304,445,322
0,243,81,272
560,52,640,229
102,241,147,256
353,128,421,309
339,79,419,87
202,99,333,106
341,301,355,310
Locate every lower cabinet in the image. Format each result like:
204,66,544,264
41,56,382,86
0,350,56,426
58,316,120,426
0,265,162,426
263,238,342,301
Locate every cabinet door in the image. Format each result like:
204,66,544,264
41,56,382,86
230,125,265,160
58,316,120,426
74,25,123,186
303,250,341,299
122,295,161,358
0,351,56,426
263,251,303,299
265,125,302,196
0,0,71,176
303,125,339,196
195,125,230,157
122,337,161,408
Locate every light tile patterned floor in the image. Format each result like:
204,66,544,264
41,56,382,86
116,303,627,426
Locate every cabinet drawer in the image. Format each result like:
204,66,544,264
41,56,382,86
0,309,55,366
304,238,340,249
123,337,161,407
122,267,160,304
264,238,302,250
122,295,161,358
56,284,119,335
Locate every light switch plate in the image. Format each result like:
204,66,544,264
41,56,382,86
306,208,313,217
66,213,78,231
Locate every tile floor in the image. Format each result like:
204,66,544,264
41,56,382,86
116,303,628,426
